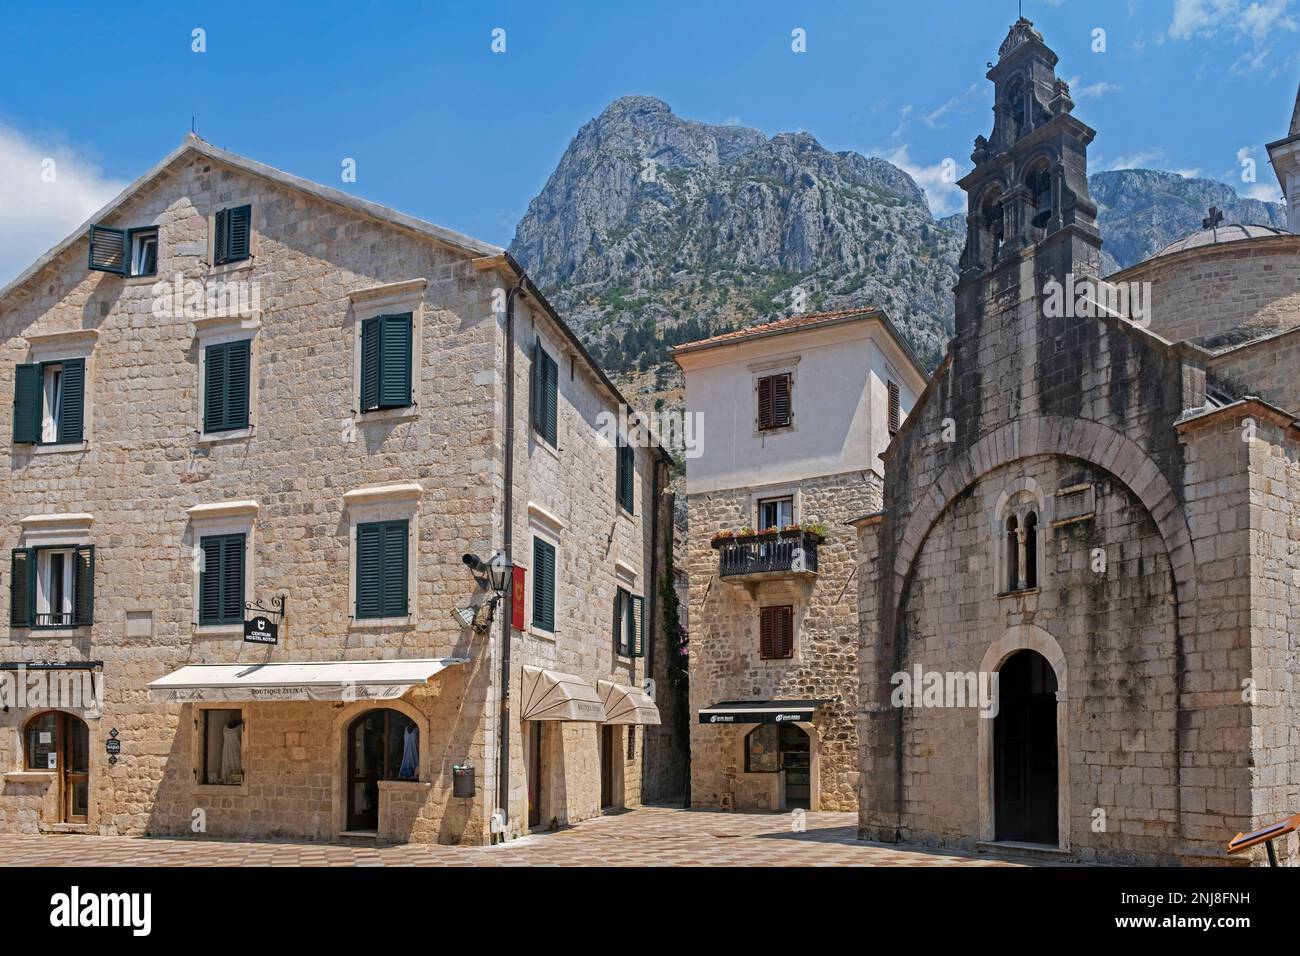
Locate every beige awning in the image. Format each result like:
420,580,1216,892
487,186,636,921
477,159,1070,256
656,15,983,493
598,680,661,726
519,666,604,722
147,658,467,703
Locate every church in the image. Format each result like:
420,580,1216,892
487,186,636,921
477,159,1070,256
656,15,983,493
854,18,1300,864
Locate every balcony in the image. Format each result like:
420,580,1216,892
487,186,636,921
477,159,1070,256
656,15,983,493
712,530,822,584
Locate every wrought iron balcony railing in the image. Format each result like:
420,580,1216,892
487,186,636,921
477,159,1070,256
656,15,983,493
712,530,822,578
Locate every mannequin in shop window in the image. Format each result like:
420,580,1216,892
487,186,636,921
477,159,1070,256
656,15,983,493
220,718,243,784
398,724,418,780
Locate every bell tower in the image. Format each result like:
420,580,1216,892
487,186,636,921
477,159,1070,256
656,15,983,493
957,18,1100,293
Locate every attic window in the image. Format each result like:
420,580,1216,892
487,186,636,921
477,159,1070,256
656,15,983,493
87,225,158,277
214,205,252,265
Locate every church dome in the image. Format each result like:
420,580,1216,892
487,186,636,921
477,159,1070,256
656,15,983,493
1153,222,1291,258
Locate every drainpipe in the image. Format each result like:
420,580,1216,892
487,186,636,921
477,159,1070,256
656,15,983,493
497,277,525,841
643,452,662,792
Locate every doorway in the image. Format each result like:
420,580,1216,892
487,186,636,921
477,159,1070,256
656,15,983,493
23,712,89,823
994,650,1058,844
527,721,543,828
600,724,617,810
778,724,811,810
345,708,418,832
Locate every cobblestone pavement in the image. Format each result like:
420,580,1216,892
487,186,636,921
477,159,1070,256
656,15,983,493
0,806,1040,867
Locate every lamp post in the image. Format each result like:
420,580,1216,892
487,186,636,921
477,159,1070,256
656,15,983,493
463,550,514,842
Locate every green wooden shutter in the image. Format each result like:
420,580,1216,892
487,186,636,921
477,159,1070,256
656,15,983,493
88,225,127,274
226,205,252,262
630,594,644,658
72,545,94,627
360,318,381,412
543,350,558,446
379,314,412,408
380,520,409,617
224,340,250,429
221,535,245,623
356,523,383,619
213,209,229,265
532,538,555,631
204,343,227,432
198,536,222,624
530,341,542,434
56,358,85,444
617,440,635,513
10,548,34,627
13,364,41,444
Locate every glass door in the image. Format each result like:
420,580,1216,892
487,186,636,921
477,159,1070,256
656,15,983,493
778,724,811,810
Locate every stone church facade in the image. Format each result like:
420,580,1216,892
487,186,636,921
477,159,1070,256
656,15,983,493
856,19,1300,865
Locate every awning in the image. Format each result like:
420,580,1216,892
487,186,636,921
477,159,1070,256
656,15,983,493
598,680,661,726
147,658,467,703
520,666,604,722
698,699,826,725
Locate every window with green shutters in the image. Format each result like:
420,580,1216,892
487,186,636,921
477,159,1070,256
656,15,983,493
9,545,94,628
616,436,635,514
531,341,558,447
213,205,252,265
355,520,409,619
12,358,85,445
203,340,251,433
613,587,645,657
198,534,245,626
359,314,413,412
532,537,556,631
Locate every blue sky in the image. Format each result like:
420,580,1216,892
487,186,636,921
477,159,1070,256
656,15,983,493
1,0,1297,283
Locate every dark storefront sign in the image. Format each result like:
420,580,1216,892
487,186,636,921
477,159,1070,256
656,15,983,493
243,616,278,645
697,699,825,725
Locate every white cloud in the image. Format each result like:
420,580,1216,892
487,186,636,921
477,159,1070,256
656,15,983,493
1065,75,1123,99
874,143,967,217
1169,0,1297,41
0,123,126,287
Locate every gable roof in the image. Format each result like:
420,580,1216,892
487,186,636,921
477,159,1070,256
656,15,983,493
0,133,502,309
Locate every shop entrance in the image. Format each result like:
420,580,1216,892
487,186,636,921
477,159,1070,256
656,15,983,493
345,708,418,832
994,650,1058,844
24,711,89,824
600,724,617,810
778,724,811,810
527,721,543,828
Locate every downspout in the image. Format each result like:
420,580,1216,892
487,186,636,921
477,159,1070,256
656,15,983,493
497,277,525,841
643,452,662,795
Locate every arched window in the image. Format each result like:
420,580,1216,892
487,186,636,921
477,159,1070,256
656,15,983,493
1027,165,1054,230
346,708,419,832
980,189,1006,265
1005,78,1026,140
1023,512,1039,588
1005,515,1020,591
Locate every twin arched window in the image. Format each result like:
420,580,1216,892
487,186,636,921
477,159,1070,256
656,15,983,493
1001,500,1040,593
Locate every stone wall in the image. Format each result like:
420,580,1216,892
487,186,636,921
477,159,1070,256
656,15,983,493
688,468,879,812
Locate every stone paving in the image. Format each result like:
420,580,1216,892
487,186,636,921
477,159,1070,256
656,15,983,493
0,805,1038,867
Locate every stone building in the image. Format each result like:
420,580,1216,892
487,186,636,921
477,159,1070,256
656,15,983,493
856,19,1300,864
674,309,926,811
0,135,681,844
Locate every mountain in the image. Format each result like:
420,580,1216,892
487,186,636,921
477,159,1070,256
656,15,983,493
509,97,1287,429
510,96,962,380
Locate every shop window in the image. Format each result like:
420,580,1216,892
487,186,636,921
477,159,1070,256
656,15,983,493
201,709,244,785
745,724,779,773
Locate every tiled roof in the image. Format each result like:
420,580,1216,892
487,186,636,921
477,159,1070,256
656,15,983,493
670,307,885,354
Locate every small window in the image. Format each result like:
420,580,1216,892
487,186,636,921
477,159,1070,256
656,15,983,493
758,496,794,532
203,340,251,433
745,724,780,773
9,546,93,628
532,537,556,632
355,520,409,620
213,205,252,265
87,225,127,275
887,380,901,435
12,359,85,446
531,341,558,446
757,373,792,430
1005,515,1020,592
1024,512,1039,589
128,227,158,277
201,709,244,785
616,435,635,513
759,605,794,660
359,314,413,412
198,534,245,626
613,587,644,657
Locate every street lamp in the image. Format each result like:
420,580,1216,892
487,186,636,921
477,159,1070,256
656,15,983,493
462,551,511,596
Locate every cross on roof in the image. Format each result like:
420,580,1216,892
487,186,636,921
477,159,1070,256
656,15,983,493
1203,206,1225,230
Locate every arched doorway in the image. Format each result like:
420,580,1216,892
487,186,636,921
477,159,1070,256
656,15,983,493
345,708,418,832
744,723,811,810
24,712,89,823
994,650,1058,843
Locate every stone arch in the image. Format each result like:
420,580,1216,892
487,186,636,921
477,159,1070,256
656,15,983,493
977,625,1070,849
892,415,1195,613
331,697,431,838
